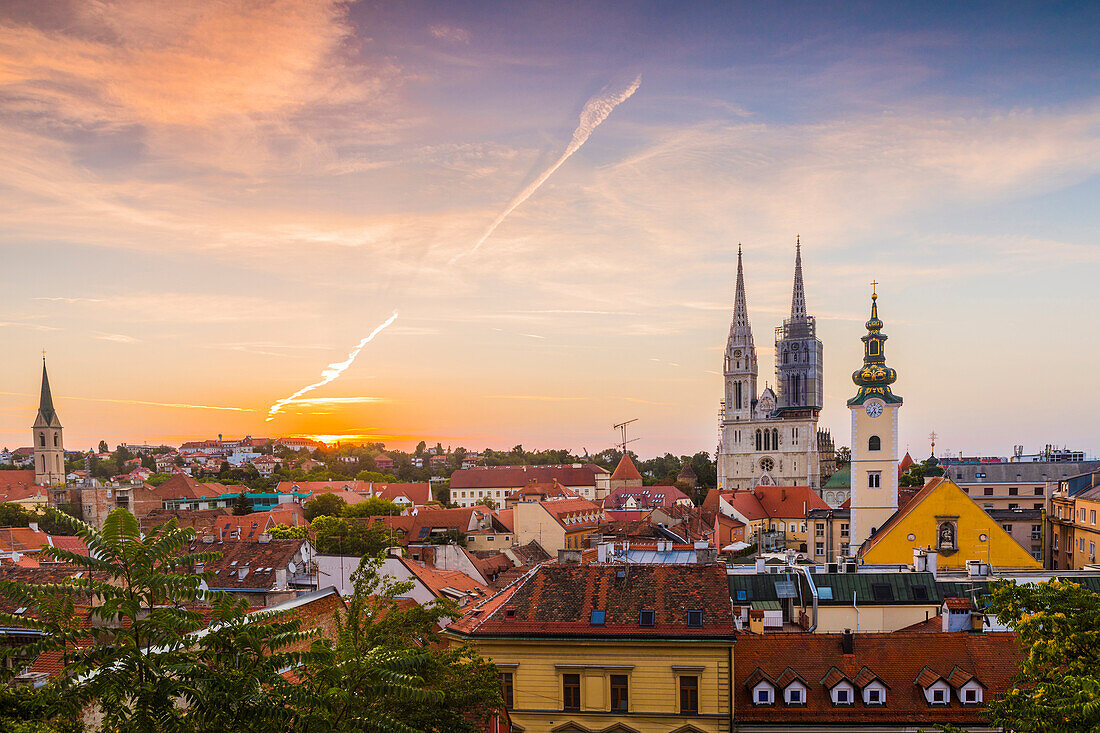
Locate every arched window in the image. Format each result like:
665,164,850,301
755,430,762,451
772,429,779,449
763,430,770,451
868,435,881,451
39,432,46,447
53,433,59,447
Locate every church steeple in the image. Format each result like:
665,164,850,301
723,243,758,421
790,235,807,321
35,358,61,429
848,286,902,406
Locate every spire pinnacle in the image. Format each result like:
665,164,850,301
790,236,807,321
35,357,61,428
732,243,751,338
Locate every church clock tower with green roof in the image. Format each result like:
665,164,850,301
847,287,902,551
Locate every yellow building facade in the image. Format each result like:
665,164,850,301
446,563,736,733
860,477,1041,570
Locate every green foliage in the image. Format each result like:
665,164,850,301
474,497,497,510
97,441,108,455
835,445,851,466
311,516,399,556
0,508,318,733
231,492,252,516
342,497,402,518
304,493,347,522
982,579,1100,732
292,557,500,733
899,463,926,487
145,473,172,487
0,501,32,527
354,470,399,483
266,523,309,539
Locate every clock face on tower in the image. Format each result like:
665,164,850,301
865,401,884,418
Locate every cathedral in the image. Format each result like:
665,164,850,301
716,240,835,498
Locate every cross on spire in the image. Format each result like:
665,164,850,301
870,280,879,297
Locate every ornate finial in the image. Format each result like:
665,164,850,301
870,280,878,299
848,286,901,406
738,242,742,255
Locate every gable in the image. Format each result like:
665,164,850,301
860,478,1040,569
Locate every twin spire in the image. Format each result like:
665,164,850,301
731,237,808,335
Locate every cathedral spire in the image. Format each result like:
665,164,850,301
790,235,807,321
732,243,752,341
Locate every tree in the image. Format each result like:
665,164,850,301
354,470,398,483
342,498,402,518
291,556,501,733
0,502,31,527
140,454,156,472
835,446,851,466
474,497,497,510
310,516,399,556
0,509,316,733
231,492,252,516
304,493,347,522
981,579,1100,732
414,441,427,457
97,441,108,455
266,523,308,539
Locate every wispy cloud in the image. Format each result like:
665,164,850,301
451,74,641,262
266,312,399,421
92,332,140,344
486,395,587,402
429,25,470,43
0,391,253,412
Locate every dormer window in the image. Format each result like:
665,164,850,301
590,609,606,626
639,609,655,627
752,684,775,706
687,610,703,627
832,685,854,706
864,685,886,706
784,684,807,706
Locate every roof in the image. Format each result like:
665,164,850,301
189,538,306,590
372,482,431,505
823,467,851,489
450,464,608,490
610,454,643,481
719,485,829,521
153,474,225,501
735,632,1021,725
603,484,688,511
448,563,735,639
538,497,602,529
0,527,51,553
494,509,514,531
0,471,44,501
947,460,1100,485
371,506,497,540
860,478,948,555
47,535,88,556
803,572,940,606
399,557,489,600
275,480,370,495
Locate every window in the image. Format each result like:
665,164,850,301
562,674,581,711
38,433,45,447
1034,487,1044,496
1053,534,1059,550
1080,538,1086,552
834,687,851,705
1031,525,1042,540
1035,503,1044,510
963,687,980,704
1091,542,1096,558
868,471,881,489
840,523,850,538
932,688,946,705
754,686,773,705
785,686,804,705
866,687,883,705
53,434,58,447
984,487,994,496
679,676,699,714
1009,487,1018,496
868,435,881,451
871,583,893,601
638,609,655,627
1002,524,1012,533
1092,510,1097,525
610,675,628,712
590,609,605,626
815,542,825,556
687,610,703,627
816,525,825,537
910,584,930,601
500,672,513,709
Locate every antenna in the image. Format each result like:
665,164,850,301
612,419,639,455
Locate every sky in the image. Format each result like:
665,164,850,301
1,1,1098,459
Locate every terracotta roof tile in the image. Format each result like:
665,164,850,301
451,464,607,490
610,454,644,481
736,633,1021,725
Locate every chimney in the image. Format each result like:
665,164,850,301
695,547,718,564
841,628,854,654
754,557,766,573
557,548,582,564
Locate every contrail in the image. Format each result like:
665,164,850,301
451,74,641,263
265,311,398,421
0,391,252,412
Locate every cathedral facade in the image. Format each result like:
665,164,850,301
717,241,834,495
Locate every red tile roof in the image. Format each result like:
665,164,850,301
400,557,488,600
187,538,308,590
734,632,1021,726
0,527,50,553
610,454,643,481
373,482,431,505
46,535,88,556
450,464,608,490
603,484,688,511
275,480,371,495
539,497,603,529
448,563,735,639
0,470,44,501
714,485,829,521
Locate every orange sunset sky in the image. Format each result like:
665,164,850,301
1,1,1098,459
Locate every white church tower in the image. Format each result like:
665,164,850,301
847,287,902,549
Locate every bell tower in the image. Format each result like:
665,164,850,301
717,245,758,489
848,286,902,550
32,357,65,487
